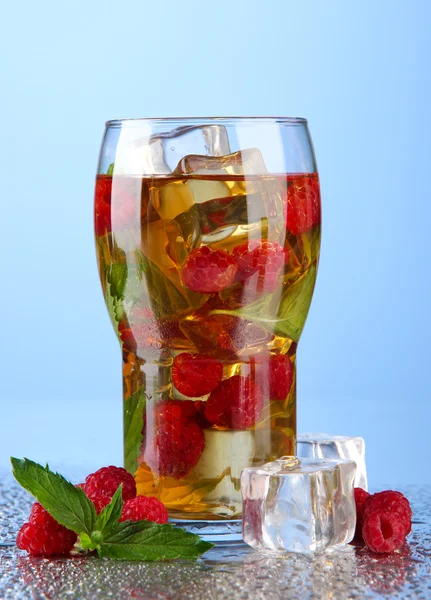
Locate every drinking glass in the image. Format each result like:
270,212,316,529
94,117,321,541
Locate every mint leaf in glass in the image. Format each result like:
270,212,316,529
210,264,317,341
124,386,147,474
107,163,115,175
10,457,97,536
98,520,214,561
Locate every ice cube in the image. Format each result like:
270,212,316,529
115,124,231,175
175,148,268,176
191,429,256,517
296,433,367,490
241,457,356,554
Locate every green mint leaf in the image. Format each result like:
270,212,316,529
108,263,128,299
10,458,97,536
98,520,214,561
78,532,94,550
95,485,123,534
210,264,317,342
124,386,147,474
107,163,115,175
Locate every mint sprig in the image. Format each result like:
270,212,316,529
11,458,214,561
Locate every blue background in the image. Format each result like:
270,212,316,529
1,0,430,484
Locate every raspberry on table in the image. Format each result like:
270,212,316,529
204,375,264,430
143,400,205,479
172,352,223,397
285,174,321,236
181,246,238,293
120,496,168,524
353,487,370,541
84,466,137,507
233,240,288,292
362,510,407,553
16,503,77,557
363,490,412,535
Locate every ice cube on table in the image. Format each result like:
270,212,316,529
241,457,356,554
114,124,231,175
296,433,367,491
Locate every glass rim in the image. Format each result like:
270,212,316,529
105,116,308,127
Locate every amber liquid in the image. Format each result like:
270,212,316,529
95,169,321,520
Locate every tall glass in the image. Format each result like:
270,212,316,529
94,117,321,541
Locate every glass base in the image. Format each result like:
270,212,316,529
170,519,243,543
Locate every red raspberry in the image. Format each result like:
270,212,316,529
363,491,412,535
172,353,223,397
285,173,321,236
84,466,136,507
181,246,238,293
119,321,163,354
90,495,111,514
268,354,294,400
143,400,205,479
353,487,370,541
362,510,406,553
204,375,264,429
17,503,77,557
94,177,112,236
120,496,168,524
232,241,288,293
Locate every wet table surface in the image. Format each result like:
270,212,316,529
1,474,430,599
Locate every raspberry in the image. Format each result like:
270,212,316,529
353,487,370,541
363,491,412,535
363,490,412,535
181,246,238,293
204,375,264,429
172,353,223,397
94,177,112,236
233,241,288,292
362,510,406,553
120,496,168,524
180,303,271,359
84,466,136,507
143,400,205,479
119,321,163,354
17,503,77,557
268,354,294,400
285,173,321,236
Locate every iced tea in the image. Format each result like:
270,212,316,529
95,152,320,520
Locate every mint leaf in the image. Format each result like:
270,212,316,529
11,458,97,536
98,520,214,561
210,265,317,342
124,387,146,474
95,485,123,534
107,163,115,175
108,263,128,299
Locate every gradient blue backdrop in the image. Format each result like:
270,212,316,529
1,0,430,484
